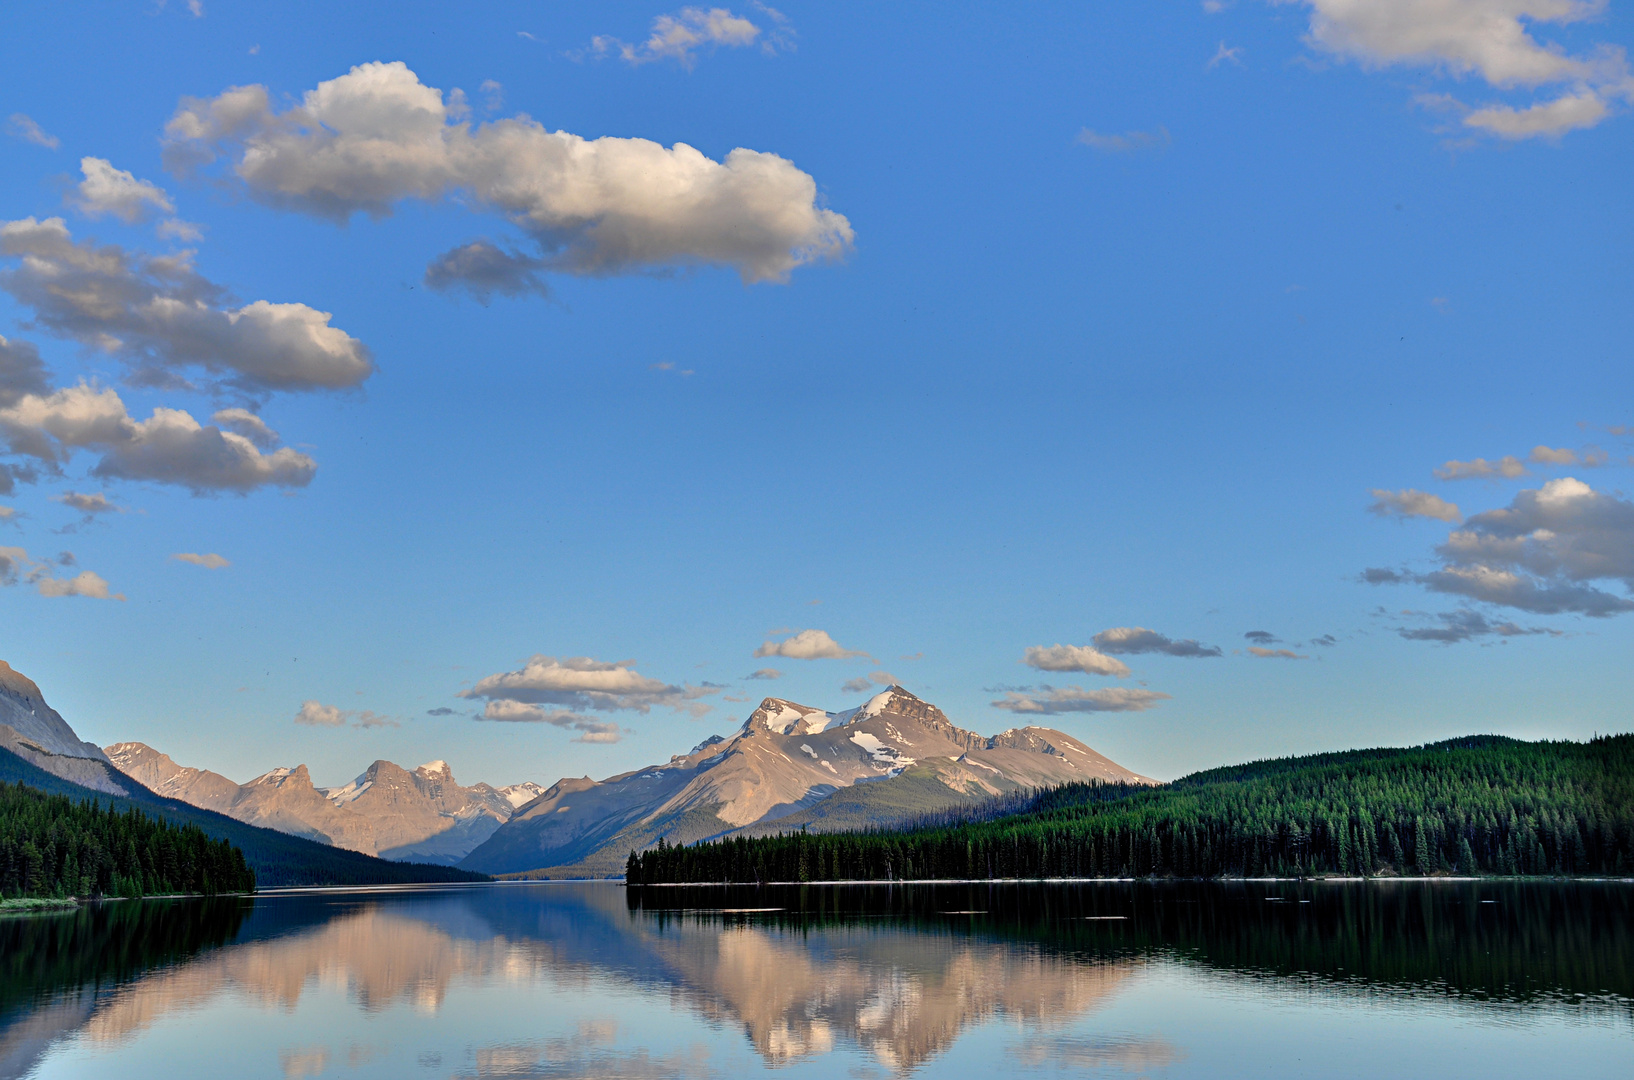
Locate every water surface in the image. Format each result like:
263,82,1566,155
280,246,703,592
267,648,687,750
3,880,1629,1079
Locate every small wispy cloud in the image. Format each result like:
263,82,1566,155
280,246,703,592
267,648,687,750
5,114,59,150
1368,488,1462,523
586,6,789,68
1077,126,1171,154
294,700,398,728
1206,41,1244,70
172,552,230,569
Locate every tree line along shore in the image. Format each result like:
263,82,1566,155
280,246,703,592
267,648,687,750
627,735,1634,885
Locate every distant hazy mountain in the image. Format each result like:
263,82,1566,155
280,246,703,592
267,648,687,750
104,745,534,865
0,660,129,795
461,686,1154,877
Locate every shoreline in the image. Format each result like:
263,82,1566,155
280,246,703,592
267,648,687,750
626,874,1634,887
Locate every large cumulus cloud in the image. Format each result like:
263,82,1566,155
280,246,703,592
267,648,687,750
162,62,853,291
1364,477,1634,623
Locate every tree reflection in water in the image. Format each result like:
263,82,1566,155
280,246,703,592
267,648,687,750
0,879,1628,1078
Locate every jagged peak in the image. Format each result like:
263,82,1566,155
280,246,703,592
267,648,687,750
743,697,833,736
416,759,452,776
250,764,311,787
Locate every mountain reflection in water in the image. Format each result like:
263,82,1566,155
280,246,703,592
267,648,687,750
2,880,1629,1079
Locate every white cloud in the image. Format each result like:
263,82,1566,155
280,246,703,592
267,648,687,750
163,62,852,288
0,545,24,582
1364,476,1634,618
0,218,373,395
0,334,50,408
172,551,229,568
1091,627,1222,657
1527,444,1606,467
592,7,770,68
1208,41,1246,69
1434,455,1527,480
35,568,122,600
155,218,205,243
1246,646,1307,659
1022,644,1132,678
1464,89,1611,136
210,407,279,449
475,699,623,742
844,669,898,693
1276,0,1634,139
1077,127,1172,153
6,114,60,150
55,490,116,514
293,700,394,728
754,628,868,659
3,546,123,599
463,654,717,717
1368,488,1462,522
0,381,317,493
745,667,783,680
294,700,345,726
70,158,175,224
991,686,1171,714
423,240,549,302
1396,608,1556,642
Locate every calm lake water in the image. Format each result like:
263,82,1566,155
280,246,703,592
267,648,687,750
2,880,1629,1079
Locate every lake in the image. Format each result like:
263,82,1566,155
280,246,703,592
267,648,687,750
2,880,1629,1079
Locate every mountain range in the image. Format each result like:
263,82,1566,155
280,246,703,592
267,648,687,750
5,658,1152,877
105,743,545,865
459,686,1154,876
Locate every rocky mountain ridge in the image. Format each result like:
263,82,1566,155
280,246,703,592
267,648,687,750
104,743,541,864
460,686,1154,876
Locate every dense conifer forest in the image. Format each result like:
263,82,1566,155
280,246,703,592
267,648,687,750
0,781,256,898
627,735,1634,884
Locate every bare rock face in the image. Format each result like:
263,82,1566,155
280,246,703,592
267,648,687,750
0,660,127,795
325,760,514,862
105,742,240,810
460,686,1155,876
233,766,383,854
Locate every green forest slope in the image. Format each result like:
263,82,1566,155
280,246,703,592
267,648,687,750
628,734,1634,883
0,780,255,898
0,748,487,888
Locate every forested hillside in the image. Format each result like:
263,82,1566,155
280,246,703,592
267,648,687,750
628,735,1634,883
0,748,487,888
0,781,255,898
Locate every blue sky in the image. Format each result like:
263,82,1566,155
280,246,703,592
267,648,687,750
1,1,1630,788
